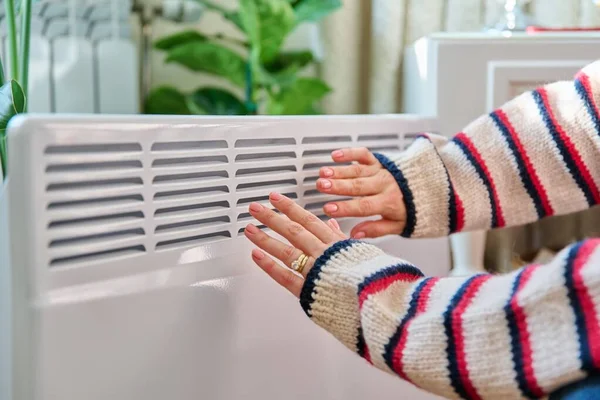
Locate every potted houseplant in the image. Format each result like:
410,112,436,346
145,0,341,116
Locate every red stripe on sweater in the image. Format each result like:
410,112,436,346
358,272,422,308
455,132,506,227
576,71,600,119
538,88,600,204
495,109,554,216
392,277,440,382
573,240,600,369
511,264,545,398
452,275,491,400
455,188,466,232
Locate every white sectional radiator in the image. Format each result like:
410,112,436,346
0,0,138,114
1,114,449,400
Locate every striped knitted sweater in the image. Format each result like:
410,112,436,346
300,60,600,399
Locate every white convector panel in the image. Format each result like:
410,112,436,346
1,114,449,400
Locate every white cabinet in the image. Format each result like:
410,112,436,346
404,32,600,274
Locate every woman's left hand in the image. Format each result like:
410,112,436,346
244,192,348,298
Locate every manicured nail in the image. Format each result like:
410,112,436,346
324,203,338,213
331,150,343,159
249,202,262,213
252,249,265,260
245,224,259,234
270,192,283,201
353,231,366,239
321,168,333,177
318,179,332,189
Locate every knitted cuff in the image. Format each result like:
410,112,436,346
374,135,457,238
300,239,423,358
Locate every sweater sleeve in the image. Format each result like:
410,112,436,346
376,60,600,238
300,238,600,400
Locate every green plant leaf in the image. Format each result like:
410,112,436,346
0,80,25,130
145,86,191,115
0,80,26,179
165,42,247,86
154,30,208,51
264,50,314,73
238,0,260,46
185,87,247,115
266,77,330,115
238,0,295,63
293,0,341,24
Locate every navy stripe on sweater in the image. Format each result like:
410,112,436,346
564,241,594,373
575,76,600,138
374,153,417,237
490,111,549,220
451,135,503,228
532,89,597,206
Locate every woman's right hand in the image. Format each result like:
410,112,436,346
316,147,407,239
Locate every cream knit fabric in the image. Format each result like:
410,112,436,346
299,60,600,399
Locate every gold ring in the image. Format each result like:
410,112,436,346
291,253,309,274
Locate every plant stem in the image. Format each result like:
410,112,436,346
4,0,19,82
19,0,32,105
245,62,257,115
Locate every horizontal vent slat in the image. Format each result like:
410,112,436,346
153,208,230,226
235,138,295,148
47,199,143,220
46,217,145,240
49,234,145,260
151,164,230,175
45,143,142,154
46,177,143,192
45,169,143,184
151,155,228,167
44,186,143,203
151,140,228,152
155,231,231,251
46,160,142,172
50,245,146,267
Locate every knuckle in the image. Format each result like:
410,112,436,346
351,164,362,176
287,222,304,237
282,245,296,261
300,213,319,226
358,198,374,214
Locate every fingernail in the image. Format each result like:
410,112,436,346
270,192,283,201
249,202,262,213
324,203,338,213
353,231,366,239
252,249,265,260
321,168,333,177
245,224,259,234
331,150,343,158
318,179,332,189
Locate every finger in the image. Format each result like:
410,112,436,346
330,147,378,165
327,218,341,232
249,201,327,257
245,223,303,267
269,192,340,243
350,219,403,239
319,163,379,179
323,195,385,218
252,249,303,297
317,176,382,196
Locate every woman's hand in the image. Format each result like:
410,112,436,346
316,148,406,239
244,192,347,298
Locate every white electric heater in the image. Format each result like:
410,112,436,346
0,114,449,400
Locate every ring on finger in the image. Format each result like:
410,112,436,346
291,253,309,274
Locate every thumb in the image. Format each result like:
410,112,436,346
350,219,403,239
